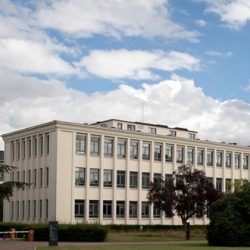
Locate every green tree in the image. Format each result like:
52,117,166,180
147,164,220,239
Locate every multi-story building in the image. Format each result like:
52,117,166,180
0,150,4,182
1,119,250,225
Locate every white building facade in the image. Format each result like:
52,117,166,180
2,119,250,225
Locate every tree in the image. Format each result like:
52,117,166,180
0,163,29,200
147,164,220,239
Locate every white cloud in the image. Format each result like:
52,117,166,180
35,0,199,41
195,19,207,26
77,49,200,80
205,50,233,58
2,74,250,149
201,0,250,29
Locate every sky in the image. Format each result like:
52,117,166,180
1,0,250,149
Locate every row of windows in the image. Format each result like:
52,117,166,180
10,199,49,220
75,200,160,219
76,134,249,168
10,133,50,161
11,167,49,188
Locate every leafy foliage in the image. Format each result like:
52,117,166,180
147,164,220,225
0,163,29,200
207,182,250,246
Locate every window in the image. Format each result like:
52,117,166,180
207,177,213,184
90,168,99,186
130,171,138,188
22,170,25,182
104,137,113,157
17,171,20,182
154,173,161,183
39,168,43,187
27,200,30,219
165,174,172,186
75,200,84,218
16,201,19,219
142,172,150,189
226,152,232,168
75,167,85,186
33,200,36,219
46,133,50,154
127,124,135,131
17,140,20,160
103,200,112,218
117,123,123,129
154,143,162,161
187,147,194,164
11,141,15,161
216,151,223,167
76,133,86,153
165,144,173,162
103,169,112,187
90,136,100,155
207,149,214,166
46,167,49,186
28,170,31,185
225,178,231,192
10,201,14,220
130,140,138,159
142,142,150,160
33,136,37,157
39,200,42,219
22,139,25,159
89,200,98,218
117,171,125,188
116,201,125,218
141,202,150,218
39,135,43,156
243,154,249,169
197,148,204,165
45,199,49,219
129,201,137,218
176,146,184,163
216,178,222,192
235,153,240,169
33,169,37,188
22,201,25,219
188,133,195,140
153,205,161,218
169,130,176,137
149,127,156,134
28,138,31,158
117,139,126,158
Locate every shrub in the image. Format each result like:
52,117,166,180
207,182,250,246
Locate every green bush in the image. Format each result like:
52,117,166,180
207,182,250,246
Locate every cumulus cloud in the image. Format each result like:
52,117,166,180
35,0,199,41
195,19,207,27
77,49,200,80
200,0,250,29
2,74,250,149
205,50,233,58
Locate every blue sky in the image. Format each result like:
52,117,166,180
1,0,250,149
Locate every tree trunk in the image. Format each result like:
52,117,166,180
185,222,190,240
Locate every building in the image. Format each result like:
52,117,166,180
1,119,250,225
0,150,4,182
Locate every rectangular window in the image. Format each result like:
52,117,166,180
243,154,249,169
117,139,126,158
176,146,184,163
90,136,100,155
117,123,123,129
11,141,15,161
216,151,223,167
16,201,19,219
225,178,231,192
154,143,162,161
149,127,156,134
103,169,112,187
45,199,48,219
104,137,113,157
153,205,161,218
207,149,214,166
235,153,240,169
130,140,138,159
165,174,172,186
22,201,25,219
39,135,43,156
188,133,195,140
40,168,43,187
39,200,42,219
22,170,25,182
33,136,37,157
216,178,222,192
127,124,135,131
117,171,126,188
142,172,150,189
154,173,161,183
90,168,99,186
17,140,20,160
75,200,84,218
76,133,86,153
33,169,37,188
130,171,138,188
226,152,232,168
116,201,125,218
89,200,98,218
33,200,36,219
75,167,85,186
22,139,25,159
46,133,50,155
165,144,173,162
142,142,150,160
169,130,176,137
103,200,112,218
46,167,49,186
141,201,150,218
197,148,204,165
28,138,31,158
27,200,30,219
17,171,20,182
28,170,31,185
187,147,194,164
129,201,137,218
